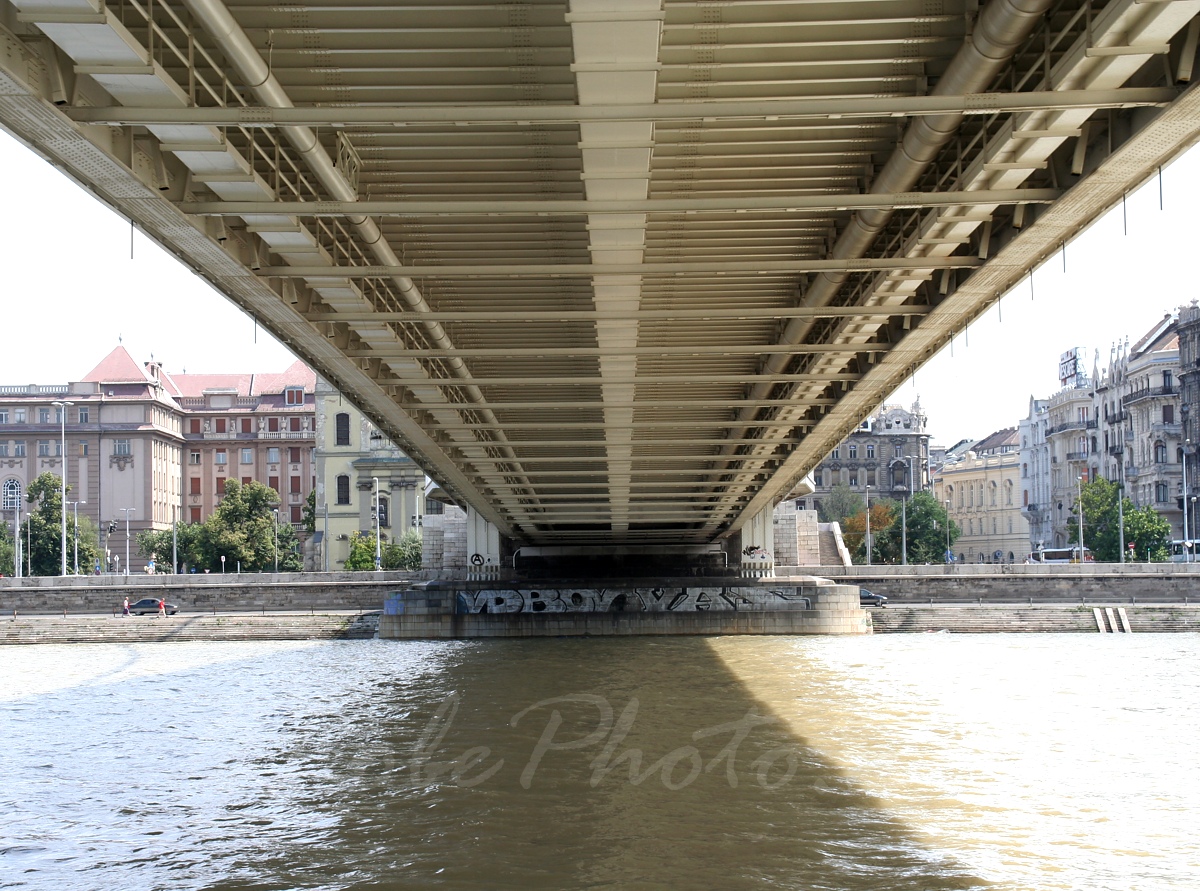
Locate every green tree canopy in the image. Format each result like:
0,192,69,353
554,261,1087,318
1070,477,1171,561
841,501,896,564
21,472,99,575
874,490,960,564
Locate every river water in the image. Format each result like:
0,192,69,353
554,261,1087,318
2,633,1197,890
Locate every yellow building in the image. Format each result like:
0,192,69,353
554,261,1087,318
934,429,1029,563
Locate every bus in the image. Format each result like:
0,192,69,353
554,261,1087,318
1027,546,1093,563
1168,540,1196,562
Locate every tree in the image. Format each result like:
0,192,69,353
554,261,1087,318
0,521,14,576
1070,477,1171,561
137,523,206,573
22,472,99,575
344,530,379,571
819,482,864,526
302,489,317,535
841,501,896,564
873,490,960,564
383,528,422,570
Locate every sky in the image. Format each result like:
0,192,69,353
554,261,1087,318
1,126,1197,445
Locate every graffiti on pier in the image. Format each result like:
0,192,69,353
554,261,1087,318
455,586,815,614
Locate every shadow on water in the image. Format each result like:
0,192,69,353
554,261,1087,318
213,637,988,891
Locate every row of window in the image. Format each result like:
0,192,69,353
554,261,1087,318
829,443,909,460
185,503,305,524
188,415,307,435
189,475,308,495
0,407,92,425
946,480,1015,508
189,446,308,465
0,439,101,458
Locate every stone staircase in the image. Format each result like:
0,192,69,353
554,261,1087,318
1,613,380,645
817,526,851,566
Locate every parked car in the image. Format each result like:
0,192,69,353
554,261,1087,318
858,588,887,607
129,598,178,616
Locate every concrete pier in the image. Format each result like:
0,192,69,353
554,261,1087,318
378,578,871,639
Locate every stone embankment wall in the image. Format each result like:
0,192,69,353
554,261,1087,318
779,563,1200,602
871,604,1200,633
0,571,420,614
2,612,380,645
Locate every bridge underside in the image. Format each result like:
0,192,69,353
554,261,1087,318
2,0,1199,548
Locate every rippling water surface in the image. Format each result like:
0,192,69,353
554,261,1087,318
1,633,1197,890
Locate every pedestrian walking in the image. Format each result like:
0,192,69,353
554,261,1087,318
122,597,130,617
157,598,166,618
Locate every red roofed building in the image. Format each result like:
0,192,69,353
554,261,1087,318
0,346,314,573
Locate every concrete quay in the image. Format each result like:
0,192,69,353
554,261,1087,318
1,611,380,645
871,603,1200,633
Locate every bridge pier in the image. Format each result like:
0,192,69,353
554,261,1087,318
378,576,869,638
738,506,776,578
465,507,503,580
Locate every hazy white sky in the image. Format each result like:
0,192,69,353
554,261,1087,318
1,126,1196,445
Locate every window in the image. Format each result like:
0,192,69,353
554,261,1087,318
241,417,253,434
37,440,50,457
848,444,858,459
426,499,444,515
14,409,25,423
189,418,201,434
190,507,202,523
216,477,226,495
1156,482,1169,503
2,479,20,510
831,447,840,460
242,477,252,486
0,443,6,457
290,505,303,524
241,448,253,464
1164,404,1175,424
289,447,301,464
285,387,304,405
289,416,302,433
290,475,301,493
268,417,280,433
190,477,201,495
813,471,823,487
378,496,390,528
1154,441,1167,464
77,407,89,424
269,475,280,493
866,444,875,459
0,409,7,424
990,482,997,506
215,418,227,434
267,447,280,464
214,449,227,465
336,413,350,446
189,451,201,465
336,474,351,505
78,440,88,457
39,408,50,424
849,471,858,487
894,445,902,458
13,442,26,457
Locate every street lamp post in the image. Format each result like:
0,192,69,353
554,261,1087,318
901,456,915,566
273,508,279,573
1076,476,1085,562
1117,440,1126,564
1180,439,1190,564
69,500,85,574
373,477,382,571
52,400,72,575
119,508,135,576
945,498,953,563
13,498,21,579
864,483,871,566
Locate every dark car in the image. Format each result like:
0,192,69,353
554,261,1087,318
859,588,887,607
129,598,178,616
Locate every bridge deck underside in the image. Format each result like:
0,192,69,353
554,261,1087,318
2,0,1199,545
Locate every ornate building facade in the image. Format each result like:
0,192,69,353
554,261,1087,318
934,428,1028,563
798,400,931,516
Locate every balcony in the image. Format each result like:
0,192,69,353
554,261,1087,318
1065,451,1091,462
1151,422,1182,438
1104,409,1130,424
1122,385,1176,406
1108,444,1125,457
